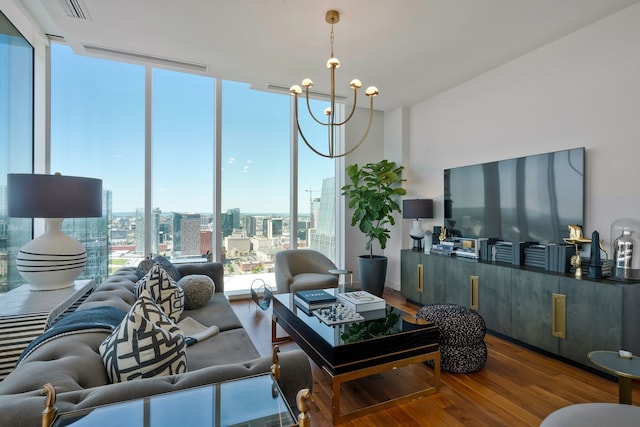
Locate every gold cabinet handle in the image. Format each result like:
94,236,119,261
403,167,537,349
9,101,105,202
470,275,479,310
417,264,424,293
552,293,566,339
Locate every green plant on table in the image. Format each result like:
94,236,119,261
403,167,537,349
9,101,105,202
340,306,400,343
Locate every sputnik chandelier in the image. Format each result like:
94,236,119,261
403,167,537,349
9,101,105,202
289,10,378,159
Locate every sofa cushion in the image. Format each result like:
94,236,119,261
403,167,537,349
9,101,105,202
135,257,155,279
136,264,185,323
100,290,187,383
136,255,181,282
178,274,215,310
153,255,181,282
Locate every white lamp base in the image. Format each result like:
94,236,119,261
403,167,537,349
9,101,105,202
409,219,425,252
16,218,87,291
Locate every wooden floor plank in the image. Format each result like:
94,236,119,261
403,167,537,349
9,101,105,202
232,289,635,426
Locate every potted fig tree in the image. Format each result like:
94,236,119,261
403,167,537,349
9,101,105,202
341,160,406,297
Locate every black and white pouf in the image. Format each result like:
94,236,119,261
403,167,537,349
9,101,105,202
416,303,487,373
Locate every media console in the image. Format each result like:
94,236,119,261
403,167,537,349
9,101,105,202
400,249,640,373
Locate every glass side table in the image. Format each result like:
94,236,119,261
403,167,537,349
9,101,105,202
588,350,640,404
51,374,299,427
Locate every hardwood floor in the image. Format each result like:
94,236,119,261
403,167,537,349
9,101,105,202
231,288,637,426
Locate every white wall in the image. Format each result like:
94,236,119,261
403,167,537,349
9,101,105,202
385,3,640,290
343,108,385,285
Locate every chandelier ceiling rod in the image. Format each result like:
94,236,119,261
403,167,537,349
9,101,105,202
290,10,378,159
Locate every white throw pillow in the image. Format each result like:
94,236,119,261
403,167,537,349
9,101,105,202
99,290,187,383
135,264,184,323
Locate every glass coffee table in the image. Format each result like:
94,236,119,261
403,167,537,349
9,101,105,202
272,290,440,423
51,373,298,427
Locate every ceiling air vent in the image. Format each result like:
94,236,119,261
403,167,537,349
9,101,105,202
59,0,91,20
83,44,209,74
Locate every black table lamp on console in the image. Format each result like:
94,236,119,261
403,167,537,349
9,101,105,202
403,199,434,252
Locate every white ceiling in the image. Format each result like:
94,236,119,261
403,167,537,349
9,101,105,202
15,0,640,111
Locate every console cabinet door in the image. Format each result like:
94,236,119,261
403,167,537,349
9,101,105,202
559,276,622,367
511,269,559,354
475,262,512,336
400,250,423,304
444,257,477,308
422,253,446,304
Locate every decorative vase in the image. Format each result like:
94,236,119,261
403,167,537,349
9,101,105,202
358,255,387,297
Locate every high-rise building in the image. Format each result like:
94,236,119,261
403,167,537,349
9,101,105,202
135,208,145,255
228,208,241,230
310,177,336,262
221,212,234,238
173,212,201,257
200,230,212,255
267,218,283,238
63,189,112,286
151,208,161,256
297,220,310,242
244,215,257,237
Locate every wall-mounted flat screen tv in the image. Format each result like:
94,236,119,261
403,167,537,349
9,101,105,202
444,147,584,244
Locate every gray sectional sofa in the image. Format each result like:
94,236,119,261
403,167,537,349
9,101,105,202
0,262,312,427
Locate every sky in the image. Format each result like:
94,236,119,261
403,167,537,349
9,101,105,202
49,43,334,215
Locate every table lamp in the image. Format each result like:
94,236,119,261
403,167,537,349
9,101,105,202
403,199,434,252
7,173,103,291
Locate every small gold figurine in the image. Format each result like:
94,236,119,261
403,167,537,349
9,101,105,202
563,225,590,279
439,227,447,243
296,388,313,427
271,345,280,381
570,244,583,279
41,383,57,427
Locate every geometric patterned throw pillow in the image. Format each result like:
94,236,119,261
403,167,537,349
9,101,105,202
99,290,187,383
135,264,185,323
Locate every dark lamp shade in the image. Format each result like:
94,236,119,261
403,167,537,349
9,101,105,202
403,199,434,219
7,173,103,218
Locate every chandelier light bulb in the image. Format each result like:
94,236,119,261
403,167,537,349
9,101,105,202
365,86,379,97
327,57,340,69
301,78,313,88
289,85,302,95
324,107,332,116
350,79,362,89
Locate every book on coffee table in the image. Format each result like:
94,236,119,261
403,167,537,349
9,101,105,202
294,289,337,312
336,291,385,312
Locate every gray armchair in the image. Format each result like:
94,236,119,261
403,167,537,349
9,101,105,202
274,249,339,294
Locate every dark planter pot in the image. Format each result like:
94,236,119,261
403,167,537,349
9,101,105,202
358,255,388,297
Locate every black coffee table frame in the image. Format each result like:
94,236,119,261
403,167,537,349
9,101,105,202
272,293,440,423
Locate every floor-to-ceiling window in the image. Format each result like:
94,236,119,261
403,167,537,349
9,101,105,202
152,69,214,262
48,42,339,292
220,83,336,293
0,11,33,293
297,98,336,262
50,43,145,283
221,81,290,292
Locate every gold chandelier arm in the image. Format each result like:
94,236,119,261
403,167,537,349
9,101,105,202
304,88,330,126
334,87,359,126
294,94,335,158
295,92,375,159
298,123,337,159
333,94,376,158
